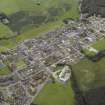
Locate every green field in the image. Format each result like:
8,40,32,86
0,0,42,15
0,0,79,16
0,66,10,76
0,23,14,38
92,38,105,51
82,38,105,57
72,57,105,91
33,82,75,105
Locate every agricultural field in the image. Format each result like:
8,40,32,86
72,57,105,92
32,82,75,105
0,0,79,52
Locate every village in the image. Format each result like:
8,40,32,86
0,15,105,105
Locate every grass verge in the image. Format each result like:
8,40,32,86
33,82,75,105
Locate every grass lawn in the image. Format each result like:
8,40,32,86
0,0,40,15
82,38,105,57
33,82,75,105
0,23,14,38
92,38,105,51
0,0,79,17
60,0,79,20
72,57,105,91
0,66,11,76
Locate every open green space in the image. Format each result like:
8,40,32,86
33,82,75,105
0,66,11,76
72,57,105,91
82,38,105,57
92,38,105,51
0,0,79,16
0,23,14,38
0,0,44,15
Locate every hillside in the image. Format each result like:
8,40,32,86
81,0,105,17
0,0,79,33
